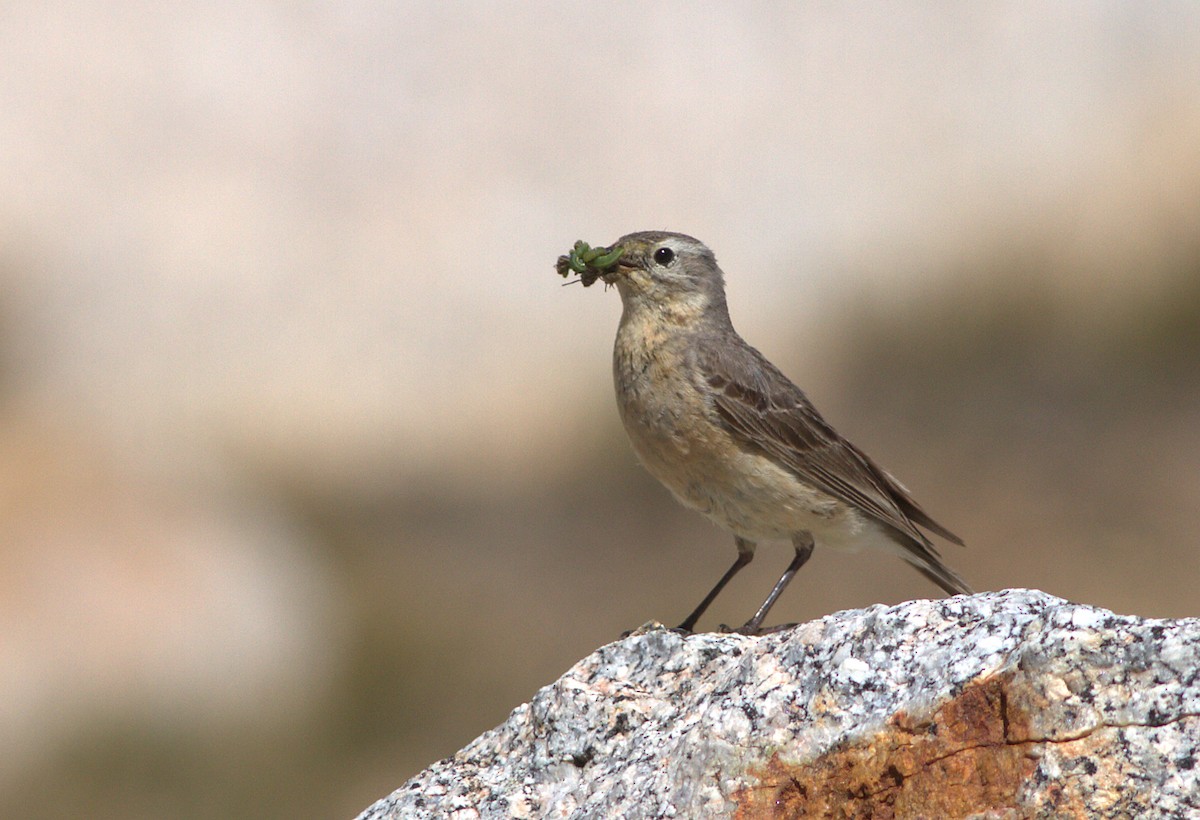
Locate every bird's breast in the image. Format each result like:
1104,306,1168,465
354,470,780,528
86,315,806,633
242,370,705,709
611,317,734,497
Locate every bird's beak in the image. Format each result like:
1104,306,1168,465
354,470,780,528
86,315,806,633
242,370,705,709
599,248,637,285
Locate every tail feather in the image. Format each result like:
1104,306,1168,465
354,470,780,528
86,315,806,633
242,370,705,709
900,502,965,547
902,549,974,595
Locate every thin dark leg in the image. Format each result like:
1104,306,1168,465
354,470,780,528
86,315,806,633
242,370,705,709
676,537,754,633
736,532,814,635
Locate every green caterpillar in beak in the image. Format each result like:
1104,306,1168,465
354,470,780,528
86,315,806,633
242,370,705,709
555,240,624,287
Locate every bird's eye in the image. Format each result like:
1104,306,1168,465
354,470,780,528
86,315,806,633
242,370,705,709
653,247,675,265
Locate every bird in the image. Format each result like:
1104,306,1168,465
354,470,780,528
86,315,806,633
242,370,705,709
563,230,971,634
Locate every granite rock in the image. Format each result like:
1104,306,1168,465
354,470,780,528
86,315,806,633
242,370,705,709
359,590,1200,819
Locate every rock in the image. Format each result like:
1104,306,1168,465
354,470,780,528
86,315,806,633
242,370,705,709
358,590,1200,818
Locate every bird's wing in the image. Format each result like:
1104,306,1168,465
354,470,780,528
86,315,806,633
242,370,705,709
694,337,964,550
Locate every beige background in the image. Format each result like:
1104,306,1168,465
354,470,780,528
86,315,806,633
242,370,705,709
2,3,1199,816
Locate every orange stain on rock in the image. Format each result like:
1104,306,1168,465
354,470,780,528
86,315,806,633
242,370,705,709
734,673,1041,819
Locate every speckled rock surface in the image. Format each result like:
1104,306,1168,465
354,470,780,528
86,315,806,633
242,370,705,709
359,590,1200,819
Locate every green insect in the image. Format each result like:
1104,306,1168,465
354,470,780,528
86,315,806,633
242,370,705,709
555,240,624,286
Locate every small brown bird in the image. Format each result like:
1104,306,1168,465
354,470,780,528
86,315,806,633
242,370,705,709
566,231,971,634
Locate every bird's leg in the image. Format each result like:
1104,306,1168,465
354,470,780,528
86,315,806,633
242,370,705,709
676,537,754,633
734,532,814,635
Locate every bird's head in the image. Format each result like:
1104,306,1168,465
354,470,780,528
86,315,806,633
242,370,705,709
560,231,730,324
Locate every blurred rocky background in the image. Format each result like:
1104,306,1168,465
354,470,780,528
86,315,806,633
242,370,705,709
1,3,1198,817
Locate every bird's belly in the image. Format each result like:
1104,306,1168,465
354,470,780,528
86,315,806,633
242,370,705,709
635,434,886,552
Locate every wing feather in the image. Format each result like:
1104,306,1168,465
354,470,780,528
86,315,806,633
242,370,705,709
694,338,965,555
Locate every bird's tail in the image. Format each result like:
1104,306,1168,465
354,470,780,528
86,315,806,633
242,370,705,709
902,550,974,595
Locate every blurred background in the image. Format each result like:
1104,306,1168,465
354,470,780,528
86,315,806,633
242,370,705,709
3,2,1199,817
